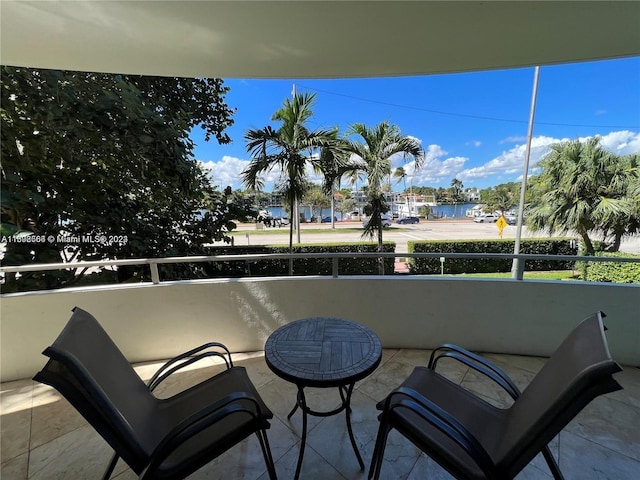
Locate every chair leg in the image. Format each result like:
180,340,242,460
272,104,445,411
368,419,391,480
542,445,564,480
102,452,119,480
256,429,278,480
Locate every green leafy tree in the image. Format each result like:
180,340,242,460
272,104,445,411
1,67,237,291
596,152,640,250
242,92,337,251
485,185,517,214
526,138,639,254
450,177,464,202
316,141,355,227
303,184,331,221
393,166,407,191
345,121,424,271
337,196,358,219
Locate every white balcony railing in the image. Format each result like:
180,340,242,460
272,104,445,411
2,251,638,284
1,253,638,382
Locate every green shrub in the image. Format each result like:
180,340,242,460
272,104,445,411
583,252,640,284
205,242,396,277
408,238,577,274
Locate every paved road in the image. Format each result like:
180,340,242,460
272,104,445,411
228,220,544,254
225,220,640,254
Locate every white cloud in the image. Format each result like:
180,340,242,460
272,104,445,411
457,130,640,184
595,130,640,155
595,109,607,116
499,135,527,144
199,156,248,189
200,155,286,190
406,135,422,145
458,135,562,181
410,143,467,184
465,140,482,147
198,130,639,191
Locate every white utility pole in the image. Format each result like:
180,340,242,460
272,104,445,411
292,83,301,244
512,66,540,279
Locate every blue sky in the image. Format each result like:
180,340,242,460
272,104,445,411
192,56,640,193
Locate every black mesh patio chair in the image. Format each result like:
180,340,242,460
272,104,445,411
369,311,623,480
33,307,277,480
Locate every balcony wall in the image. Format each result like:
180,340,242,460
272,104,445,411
1,276,638,382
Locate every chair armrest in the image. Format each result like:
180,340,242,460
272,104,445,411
385,386,497,478
139,391,266,478
147,342,234,392
428,344,521,400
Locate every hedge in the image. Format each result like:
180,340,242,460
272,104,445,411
583,252,640,284
201,242,396,277
408,238,577,274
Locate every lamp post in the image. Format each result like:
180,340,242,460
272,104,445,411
512,66,540,279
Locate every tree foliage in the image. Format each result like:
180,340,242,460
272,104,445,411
242,92,337,251
526,138,639,254
1,67,237,291
345,121,424,268
450,177,464,202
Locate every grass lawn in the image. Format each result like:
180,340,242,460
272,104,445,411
455,270,581,280
229,227,370,235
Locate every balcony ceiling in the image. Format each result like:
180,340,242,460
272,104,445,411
1,1,639,78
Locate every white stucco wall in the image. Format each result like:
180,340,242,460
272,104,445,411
1,276,638,382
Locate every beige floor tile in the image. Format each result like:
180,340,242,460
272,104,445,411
0,451,29,480
28,425,114,480
0,380,33,463
356,354,438,403
29,384,87,450
1,350,636,480
368,429,422,480
565,394,640,461
305,390,381,479
559,430,640,480
265,441,347,480
609,365,640,409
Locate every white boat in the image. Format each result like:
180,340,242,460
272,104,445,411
395,194,438,217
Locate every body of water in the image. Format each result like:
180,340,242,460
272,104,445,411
430,203,479,218
265,203,480,220
265,206,315,220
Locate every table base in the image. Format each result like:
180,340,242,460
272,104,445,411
288,383,364,480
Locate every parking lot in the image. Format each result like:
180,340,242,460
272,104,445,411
231,220,546,254
228,219,640,255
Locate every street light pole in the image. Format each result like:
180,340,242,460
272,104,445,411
291,83,302,244
512,66,540,279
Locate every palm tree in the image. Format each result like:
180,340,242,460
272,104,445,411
242,92,336,254
597,152,640,250
526,138,637,254
345,121,424,272
450,177,464,203
485,185,516,214
315,140,353,228
393,166,407,191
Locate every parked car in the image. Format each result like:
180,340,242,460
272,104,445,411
473,213,498,223
363,215,392,228
397,216,420,224
505,214,517,225
321,216,338,223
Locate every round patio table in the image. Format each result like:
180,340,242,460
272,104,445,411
264,317,382,480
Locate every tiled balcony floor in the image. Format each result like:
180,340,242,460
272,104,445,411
2,349,639,479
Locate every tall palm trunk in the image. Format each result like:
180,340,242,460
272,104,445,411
288,192,295,274
580,230,595,255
